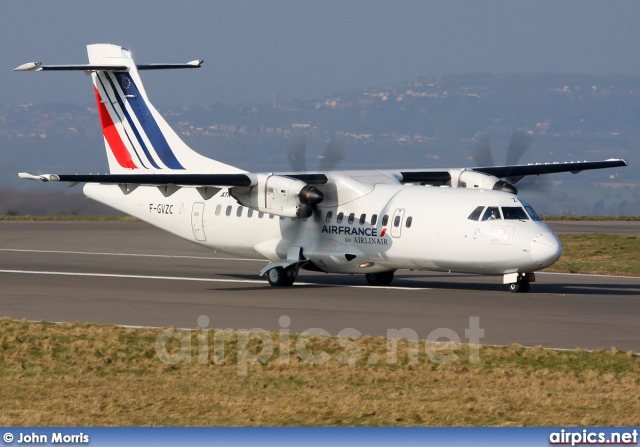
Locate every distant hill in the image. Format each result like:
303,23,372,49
1,73,638,215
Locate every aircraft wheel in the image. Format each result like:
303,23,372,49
267,267,295,287
509,281,530,293
365,271,395,286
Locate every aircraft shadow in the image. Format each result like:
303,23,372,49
208,272,640,296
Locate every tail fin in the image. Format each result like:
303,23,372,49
87,44,243,174
13,44,242,174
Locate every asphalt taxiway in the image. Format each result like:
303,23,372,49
0,221,638,352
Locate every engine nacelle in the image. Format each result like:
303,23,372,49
231,174,323,218
451,169,517,194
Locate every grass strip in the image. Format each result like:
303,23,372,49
548,234,640,276
541,215,640,221
0,215,137,222
0,319,638,426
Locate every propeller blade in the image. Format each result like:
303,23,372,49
505,130,532,166
515,176,552,196
318,140,346,172
472,136,495,167
286,136,307,172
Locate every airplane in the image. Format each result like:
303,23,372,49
15,44,628,293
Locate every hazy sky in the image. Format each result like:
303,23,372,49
3,0,640,106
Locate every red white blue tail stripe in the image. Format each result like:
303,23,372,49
86,44,243,175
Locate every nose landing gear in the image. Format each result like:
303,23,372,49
504,272,535,293
509,280,530,293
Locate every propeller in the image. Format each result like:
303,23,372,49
286,136,347,172
473,130,532,168
472,130,547,194
286,136,308,172
318,140,346,172
505,130,533,166
296,184,325,218
285,135,344,217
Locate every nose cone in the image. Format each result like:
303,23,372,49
530,232,562,268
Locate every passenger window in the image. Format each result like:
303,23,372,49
406,216,413,228
359,214,366,225
394,215,401,227
314,211,322,222
481,207,501,221
337,212,344,224
215,204,222,216
502,207,528,220
371,214,378,226
382,215,389,226
258,211,265,218
348,213,355,224
467,206,484,221
226,205,232,216
236,206,243,217
524,205,541,221
326,211,333,223
247,208,254,218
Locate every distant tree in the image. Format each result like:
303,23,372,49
592,199,605,215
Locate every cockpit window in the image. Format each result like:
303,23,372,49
524,205,541,221
467,206,484,221
502,207,529,220
481,207,501,221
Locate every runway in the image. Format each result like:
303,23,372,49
0,221,638,352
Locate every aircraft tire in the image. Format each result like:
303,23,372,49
509,281,530,293
267,267,295,287
365,271,395,286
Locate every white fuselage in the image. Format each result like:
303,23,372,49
84,179,561,277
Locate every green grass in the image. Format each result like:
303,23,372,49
0,214,138,221
0,319,639,426
548,234,640,276
541,215,640,221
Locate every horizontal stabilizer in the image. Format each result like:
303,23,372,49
13,61,202,72
19,172,254,187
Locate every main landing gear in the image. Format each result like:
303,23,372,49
365,271,395,286
266,266,298,287
505,272,534,293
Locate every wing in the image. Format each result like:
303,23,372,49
394,159,628,185
19,158,627,216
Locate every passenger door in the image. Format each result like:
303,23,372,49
391,208,405,238
191,202,207,241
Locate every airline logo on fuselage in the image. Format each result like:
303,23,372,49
322,225,378,236
321,225,389,245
